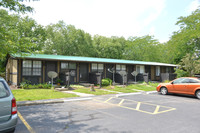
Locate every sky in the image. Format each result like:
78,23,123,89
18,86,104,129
23,0,200,43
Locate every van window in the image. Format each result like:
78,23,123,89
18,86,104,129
0,82,9,98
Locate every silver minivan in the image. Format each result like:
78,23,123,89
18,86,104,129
0,77,18,133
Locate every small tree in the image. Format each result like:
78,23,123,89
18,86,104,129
175,53,200,77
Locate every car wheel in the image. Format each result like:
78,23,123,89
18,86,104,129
196,90,200,99
160,87,168,95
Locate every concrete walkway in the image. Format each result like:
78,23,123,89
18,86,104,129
100,89,122,94
62,91,95,97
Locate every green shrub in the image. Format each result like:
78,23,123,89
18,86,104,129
20,80,31,89
102,78,112,86
20,81,51,89
174,68,189,78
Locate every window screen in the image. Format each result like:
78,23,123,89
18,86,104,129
116,64,126,71
69,63,76,69
23,60,32,76
136,65,144,73
98,64,104,72
33,61,41,76
23,60,42,76
61,62,68,70
92,63,104,72
121,65,126,71
92,63,97,72
116,65,121,71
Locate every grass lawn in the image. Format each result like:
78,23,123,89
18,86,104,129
103,83,157,93
73,88,117,95
103,86,138,93
126,84,156,91
12,89,79,101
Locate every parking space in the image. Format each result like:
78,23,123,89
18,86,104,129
93,96,176,115
15,93,200,133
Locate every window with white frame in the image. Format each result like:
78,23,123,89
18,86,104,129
116,64,126,72
22,60,41,76
136,65,144,73
91,63,104,72
156,66,160,76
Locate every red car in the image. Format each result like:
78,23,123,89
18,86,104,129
156,77,200,99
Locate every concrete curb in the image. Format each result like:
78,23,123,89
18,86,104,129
17,99,64,106
16,97,94,106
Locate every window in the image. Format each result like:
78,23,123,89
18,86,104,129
136,65,144,73
156,66,160,76
189,79,200,83
61,62,76,70
69,63,76,69
166,67,169,73
91,63,104,72
0,82,9,98
121,65,126,71
116,64,126,72
33,61,41,75
23,60,42,76
98,64,104,72
61,62,68,70
23,60,32,76
173,78,188,84
116,65,121,71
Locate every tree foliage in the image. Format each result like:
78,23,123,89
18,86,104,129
1,3,200,77
0,9,46,59
44,21,94,57
165,8,200,64
0,0,33,13
123,35,166,62
175,53,200,77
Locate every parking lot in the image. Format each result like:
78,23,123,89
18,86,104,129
15,93,200,133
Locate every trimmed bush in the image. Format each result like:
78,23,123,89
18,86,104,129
102,78,112,86
20,82,52,89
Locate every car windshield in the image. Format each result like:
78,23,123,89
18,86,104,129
0,81,9,98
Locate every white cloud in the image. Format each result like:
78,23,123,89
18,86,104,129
186,0,200,14
23,0,166,38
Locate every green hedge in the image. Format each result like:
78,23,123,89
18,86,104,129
20,82,52,89
102,78,112,86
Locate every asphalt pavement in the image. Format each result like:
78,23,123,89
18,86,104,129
15,92,200,133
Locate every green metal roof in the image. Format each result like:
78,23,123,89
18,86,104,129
11,53,177,67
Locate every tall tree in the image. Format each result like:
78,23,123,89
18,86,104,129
44,21,94,57
175,53,200,77
0,9,46,59
165,8,200,64
123,35,163,62
92,35,126,59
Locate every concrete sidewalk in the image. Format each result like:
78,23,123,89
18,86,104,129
62,91,95,97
